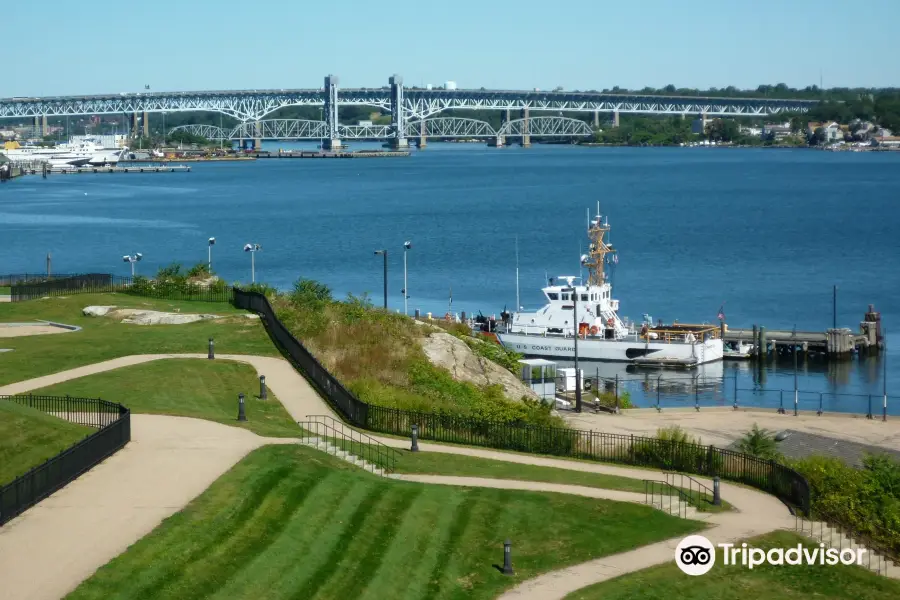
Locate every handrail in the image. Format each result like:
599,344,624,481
643,480,692,520
795,504,900,571
306,414,399,470
299,417,397,475
664,472,715,508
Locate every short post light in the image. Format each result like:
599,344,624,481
502,539,514,575
259,375,267,400
713,476,721,506
237,393,247,421
411,423,419,452
208,337,215,359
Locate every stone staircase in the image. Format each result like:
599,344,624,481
795,519,899,579
299,435,390,476
644,495,705,520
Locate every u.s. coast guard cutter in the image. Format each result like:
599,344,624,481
495,210,724,367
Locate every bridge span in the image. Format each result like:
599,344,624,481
3,74,818,150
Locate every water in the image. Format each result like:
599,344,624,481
2,144,898,413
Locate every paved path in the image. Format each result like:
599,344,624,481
0,414,298,600
0,353,799,600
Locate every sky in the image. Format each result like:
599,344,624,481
4,0,898,97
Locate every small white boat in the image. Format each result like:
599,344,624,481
491,208,724,366
723,340,755,360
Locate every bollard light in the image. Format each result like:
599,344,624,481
713,476,721,506
259,375,267,400
502,539,514,575
237,393,247,421
208,337,215,359
411,423,419,452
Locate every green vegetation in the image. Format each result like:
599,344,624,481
275,279,561,426
791,453,900,558
0,293,279,386
0,286,10,294
0,401,92,485
566,530,900,600
30,359,299,438
68,444,704,600
452,331,523,374
593,116,697,146
736,424,781,460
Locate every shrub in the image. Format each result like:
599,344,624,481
290,278,332,306
239,282,278,297
452,332,523,374
631,426,719,473
737,424,781,460
186,262,212,278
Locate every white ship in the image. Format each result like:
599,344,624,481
491,208,724,367
2,138,127,167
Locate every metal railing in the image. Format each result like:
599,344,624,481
0,395,131,526
299,415,397,474
643,480,692,519
665,472,716,509
232,288,811,513
795,505,899,575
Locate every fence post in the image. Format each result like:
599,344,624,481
733,375,738,409
208,337,215,360
259,375,267,400
817,392,823,416
237,393,246,421
778,390,785,414
614,374,619,414
411,423,419,452
713,476,721,506
502,539,514,575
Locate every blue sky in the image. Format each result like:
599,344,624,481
5,0,898,96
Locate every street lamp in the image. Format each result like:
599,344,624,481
402,241,411,315
122,252,143,277
244,243,260,283
374,249,388,310
208,237,216,273
563,276,582,413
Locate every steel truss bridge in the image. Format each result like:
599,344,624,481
3,74,818,148
172,116,594,142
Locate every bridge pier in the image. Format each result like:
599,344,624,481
32,116,39,138
142,111,150,138
41,115,48,137
321,74,344,151
253,121,262,151
389,75,408,151
612,110,620,128
418,119,427,149
520,107,531,147
593,110,599,128
490,109,509,148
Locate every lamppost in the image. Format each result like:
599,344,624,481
122,252,143,277
208,237,216,273
374,249,388,310
563,276,582,413
243,243,260,283
402,241,411,315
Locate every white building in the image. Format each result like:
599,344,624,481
444,81,457,90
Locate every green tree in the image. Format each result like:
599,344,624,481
704,119,740,142
736,424,780,460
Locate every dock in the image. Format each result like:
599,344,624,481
18,165,192,175
723,304,883,358
249,150,410,159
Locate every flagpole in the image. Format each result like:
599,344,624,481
515,235,520,312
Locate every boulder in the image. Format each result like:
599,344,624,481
421,331,537,402
83,306,117,317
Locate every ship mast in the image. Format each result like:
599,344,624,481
583,208,616,287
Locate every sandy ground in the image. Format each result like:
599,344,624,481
0,324,71,337
561,408,900,451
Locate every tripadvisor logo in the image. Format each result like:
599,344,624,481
675,535,867,576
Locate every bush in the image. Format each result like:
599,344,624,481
186,262,212,278
238,282,278,297
791,453,900,556
631,426,719,473
737,424,781,460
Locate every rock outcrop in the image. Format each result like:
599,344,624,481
421,331,537,402
83,306,223,325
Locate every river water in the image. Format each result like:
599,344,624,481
2,144,898,413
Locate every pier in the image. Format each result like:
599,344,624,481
723,304,883,358
250,150,410,159
17,165,192,176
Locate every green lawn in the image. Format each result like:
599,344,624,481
0,286,10,295
68,445,705,600
566,530,900,600
31,359,301,438
0,400,93,485
0,293,279,386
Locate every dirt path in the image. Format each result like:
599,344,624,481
0,354,803,600
0,414,298,600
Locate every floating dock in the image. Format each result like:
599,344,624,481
19,165,192,175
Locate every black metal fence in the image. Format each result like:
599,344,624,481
0,395,131,526
10,273,235,303
0,273,79,286
234,289,810,513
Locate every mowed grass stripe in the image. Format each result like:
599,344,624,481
70,445,707,600
208,472,364,600
357,488,468,600
314,485,425,600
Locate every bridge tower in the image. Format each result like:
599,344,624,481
520,107,531,147
389,75,408,150
322,74,343,151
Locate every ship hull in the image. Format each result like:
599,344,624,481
497,333,723,365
